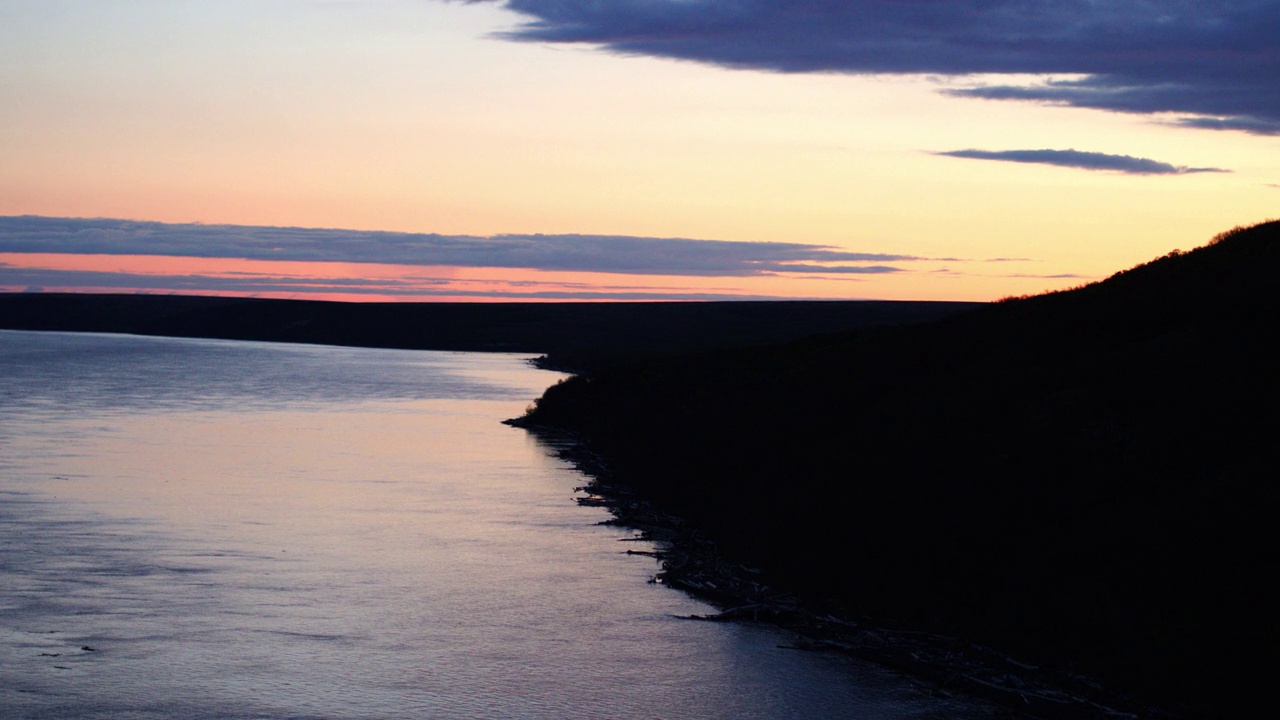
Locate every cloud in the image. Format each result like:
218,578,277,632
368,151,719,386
0,216,913,277
759,264,900,275
929,268,1091,280
935,148,1228,175
0,265,797,301
489,0,1280,134
1007,273,1090,280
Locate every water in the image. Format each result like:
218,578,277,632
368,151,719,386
0,330,991,719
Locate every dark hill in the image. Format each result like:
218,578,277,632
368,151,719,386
518,221,1280,717
0,294,972,370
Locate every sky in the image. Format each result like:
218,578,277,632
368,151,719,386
2,0,1277,302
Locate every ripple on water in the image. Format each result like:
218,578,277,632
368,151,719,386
0,331,997,720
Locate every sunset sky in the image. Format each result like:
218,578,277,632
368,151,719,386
2,1,1277,301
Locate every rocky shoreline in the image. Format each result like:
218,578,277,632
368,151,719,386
510,421,1183,720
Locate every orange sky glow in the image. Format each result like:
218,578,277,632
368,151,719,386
4,251,956,303
2,2,1276,302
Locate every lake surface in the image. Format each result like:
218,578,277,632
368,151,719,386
0,330,992,719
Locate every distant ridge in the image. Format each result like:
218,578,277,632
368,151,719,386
518,220,1280,717
0,295,973,370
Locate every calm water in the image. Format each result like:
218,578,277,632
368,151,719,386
0,330,990,720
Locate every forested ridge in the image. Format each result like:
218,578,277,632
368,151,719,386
518,221,1280,717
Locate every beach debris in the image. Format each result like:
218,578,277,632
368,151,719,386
623,549,663,558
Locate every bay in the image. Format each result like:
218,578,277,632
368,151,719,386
0,330,990,719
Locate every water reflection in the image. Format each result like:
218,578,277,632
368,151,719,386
0,330,992,719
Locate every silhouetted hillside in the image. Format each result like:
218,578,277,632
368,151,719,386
519,221,1280,717
0,294,972,370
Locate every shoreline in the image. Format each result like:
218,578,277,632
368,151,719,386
510,419,1180,720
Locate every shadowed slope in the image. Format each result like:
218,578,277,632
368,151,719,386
519,221,1280,717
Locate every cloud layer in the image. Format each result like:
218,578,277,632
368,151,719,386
0,216,909,277
492,0,1280,134
936,149,1228,175
0,263,790,301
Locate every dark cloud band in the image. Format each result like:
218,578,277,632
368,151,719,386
490,1,1280,134
935,149,1228,175
0,265,799,301
0,216,911,277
